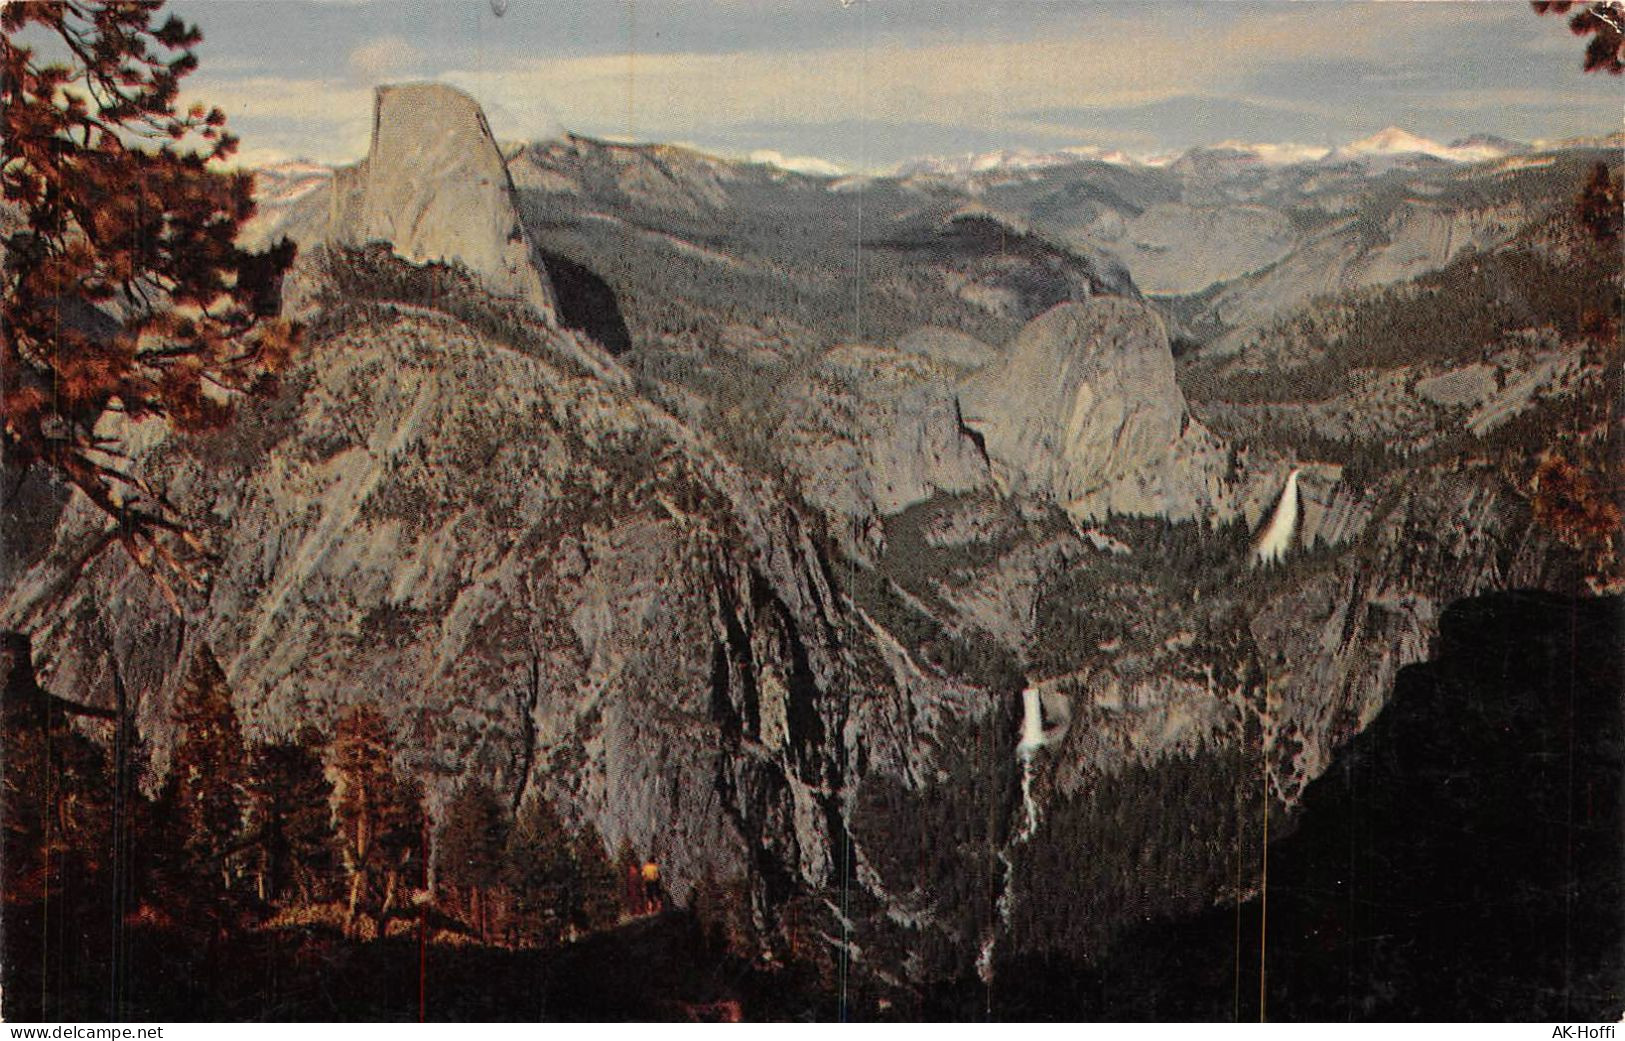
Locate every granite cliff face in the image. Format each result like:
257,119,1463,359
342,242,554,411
914,144,1608,361
748,295,1235,532
959,298,1229,520
773,343,995,519
1104,202,1299,297
3,298,876,917
1198,196,1534,354
255,83,557,320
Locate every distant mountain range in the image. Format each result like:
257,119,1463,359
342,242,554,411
252,125,1621,193
887,126,1621,179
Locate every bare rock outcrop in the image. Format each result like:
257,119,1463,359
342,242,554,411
253,83,558,320
1204,197,1530,354
775,343,994,520
1114,202,1298,296
334,83,556,316
959,298,1229,520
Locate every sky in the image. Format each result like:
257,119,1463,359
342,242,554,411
159,0,1624,171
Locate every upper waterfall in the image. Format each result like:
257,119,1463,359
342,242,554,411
1254,467,1302,565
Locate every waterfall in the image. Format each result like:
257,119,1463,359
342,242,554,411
979,687,1054,983
977,848,1016,984
1253,467,1301,565
1014,687,1045,838
1016,687,1045,758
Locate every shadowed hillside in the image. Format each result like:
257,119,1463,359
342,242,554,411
926,590,1623,1021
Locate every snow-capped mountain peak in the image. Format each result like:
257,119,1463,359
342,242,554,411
1343,126,1441,155
1332,126,1511,164
748,149,846,178
1207,139,1334,165
883,126,1524,182
889,145,1146,178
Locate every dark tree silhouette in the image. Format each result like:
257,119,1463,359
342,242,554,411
148,645,249,932
438,779,510,942
502,794,623,947
1577,160,1624,245
245,726,338,907
0,632,114,906
1,1,297,581
567,820,623,935
1533,1,1625,74
0,632,120,1020
503,792,577,946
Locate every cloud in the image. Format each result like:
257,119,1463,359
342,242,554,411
1017,95,1358,150
348,35,423,83
179,74,376,164
434,29,1221,153
422,4,1598,160
174,2,1623,171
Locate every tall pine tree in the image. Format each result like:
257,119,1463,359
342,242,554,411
332,704,422,938
244,726,338,908
438,779,510,942
1,2,298,577
567,821,623,937
503,793,578,947
0,633,118,1020
152,645,248,929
